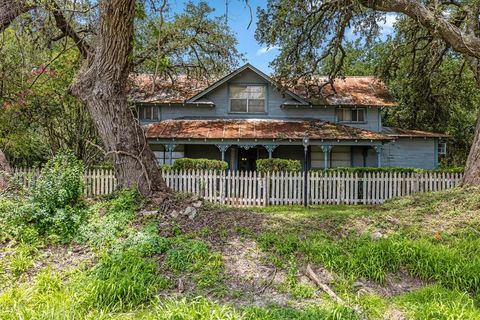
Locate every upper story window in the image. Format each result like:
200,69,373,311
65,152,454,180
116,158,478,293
137,105,159,121
337,108,365,123
230,85,266,113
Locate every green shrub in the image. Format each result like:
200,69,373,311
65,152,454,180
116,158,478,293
0,153,87,243
114,223,171,257
310,166,464,174
75,189,139,248
256,158,301,172
167,158,228,171
31,152,84,213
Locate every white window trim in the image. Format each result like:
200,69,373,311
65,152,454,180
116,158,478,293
438,142,447,155
229,85,267,113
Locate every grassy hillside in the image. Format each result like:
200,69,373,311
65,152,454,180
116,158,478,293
1,157,479,319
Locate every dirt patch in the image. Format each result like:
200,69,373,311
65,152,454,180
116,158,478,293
220,236,325,308
221,236,290,306
29,243,94,277
143,197,267,241
353,270,427,298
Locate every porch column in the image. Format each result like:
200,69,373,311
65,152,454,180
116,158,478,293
165,144,177,165
374,145,383,168
215,144,231,162
321,145,332,169
264,145,278,159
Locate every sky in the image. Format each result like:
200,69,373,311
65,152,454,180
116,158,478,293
169,0,397,74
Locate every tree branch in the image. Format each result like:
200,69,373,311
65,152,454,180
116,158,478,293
50,0,91,59
359,0,480,59
0,0,34,32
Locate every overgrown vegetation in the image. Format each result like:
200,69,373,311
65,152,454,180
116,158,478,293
1,154,480,319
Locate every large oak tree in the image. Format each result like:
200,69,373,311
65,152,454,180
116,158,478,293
0,0,240,196
256,0,480,185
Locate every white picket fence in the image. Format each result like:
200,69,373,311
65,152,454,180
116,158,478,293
13,168,462,206
13,167,117,197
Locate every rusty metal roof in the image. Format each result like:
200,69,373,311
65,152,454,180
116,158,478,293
129,74,212,104
288,76,396,106
130,67,396,106
382,127,449,138
145,119,393,141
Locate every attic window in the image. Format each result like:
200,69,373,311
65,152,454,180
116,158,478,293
337,108,365,123
138,105,159,121
230,85,266,113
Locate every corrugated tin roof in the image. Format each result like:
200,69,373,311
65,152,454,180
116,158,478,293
130,66,396,106
288,76,396,106
382,127,449,138
145,119,393,141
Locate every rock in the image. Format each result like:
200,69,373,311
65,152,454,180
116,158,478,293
170,210,178,218
140,210,159,216
178,277,184,293
353,281,364,290
371,231,384,240
192,200,202,208
183,206,193,216
188,208,197,220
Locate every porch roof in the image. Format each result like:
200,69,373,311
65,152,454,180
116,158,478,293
382,126,449,138
144,119,393,141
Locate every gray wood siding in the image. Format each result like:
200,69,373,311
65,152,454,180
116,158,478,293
156,68,382,132
382,138,438,169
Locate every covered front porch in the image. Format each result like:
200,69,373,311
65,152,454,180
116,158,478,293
149,141,385,170
145,118,392,170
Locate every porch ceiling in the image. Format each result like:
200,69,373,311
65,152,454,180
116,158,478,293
144,119,392,141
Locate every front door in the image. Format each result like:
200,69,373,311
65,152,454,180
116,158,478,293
238,147,257,171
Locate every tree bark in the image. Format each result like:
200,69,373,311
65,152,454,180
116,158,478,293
0,149,12,190
70,0,168,196
0,0,31,33
462,58,480,185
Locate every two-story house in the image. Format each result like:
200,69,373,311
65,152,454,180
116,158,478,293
131,64,447,170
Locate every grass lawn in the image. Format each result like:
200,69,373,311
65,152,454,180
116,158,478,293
1,185,480,319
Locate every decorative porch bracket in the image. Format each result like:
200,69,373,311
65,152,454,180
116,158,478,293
321,145,333,169
263,145,278,159
165,144,177,165
373,145,383,168
238,144,257,150
215,144,231,162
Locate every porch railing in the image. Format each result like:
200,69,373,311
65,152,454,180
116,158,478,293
13,168,463,206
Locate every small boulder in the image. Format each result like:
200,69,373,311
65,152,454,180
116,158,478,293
170,210,178,218
188,208,197,220
140,210,159,217
371,231,384,240
192,200,202,208
183,206,193,216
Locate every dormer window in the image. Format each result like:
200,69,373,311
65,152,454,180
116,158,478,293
230,85,266,113
337,107,365,123
138,105,159,121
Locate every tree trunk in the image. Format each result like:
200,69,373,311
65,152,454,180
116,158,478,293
71,0,168,196
463,114,480,185
0,149,12,190
462,60,480,185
